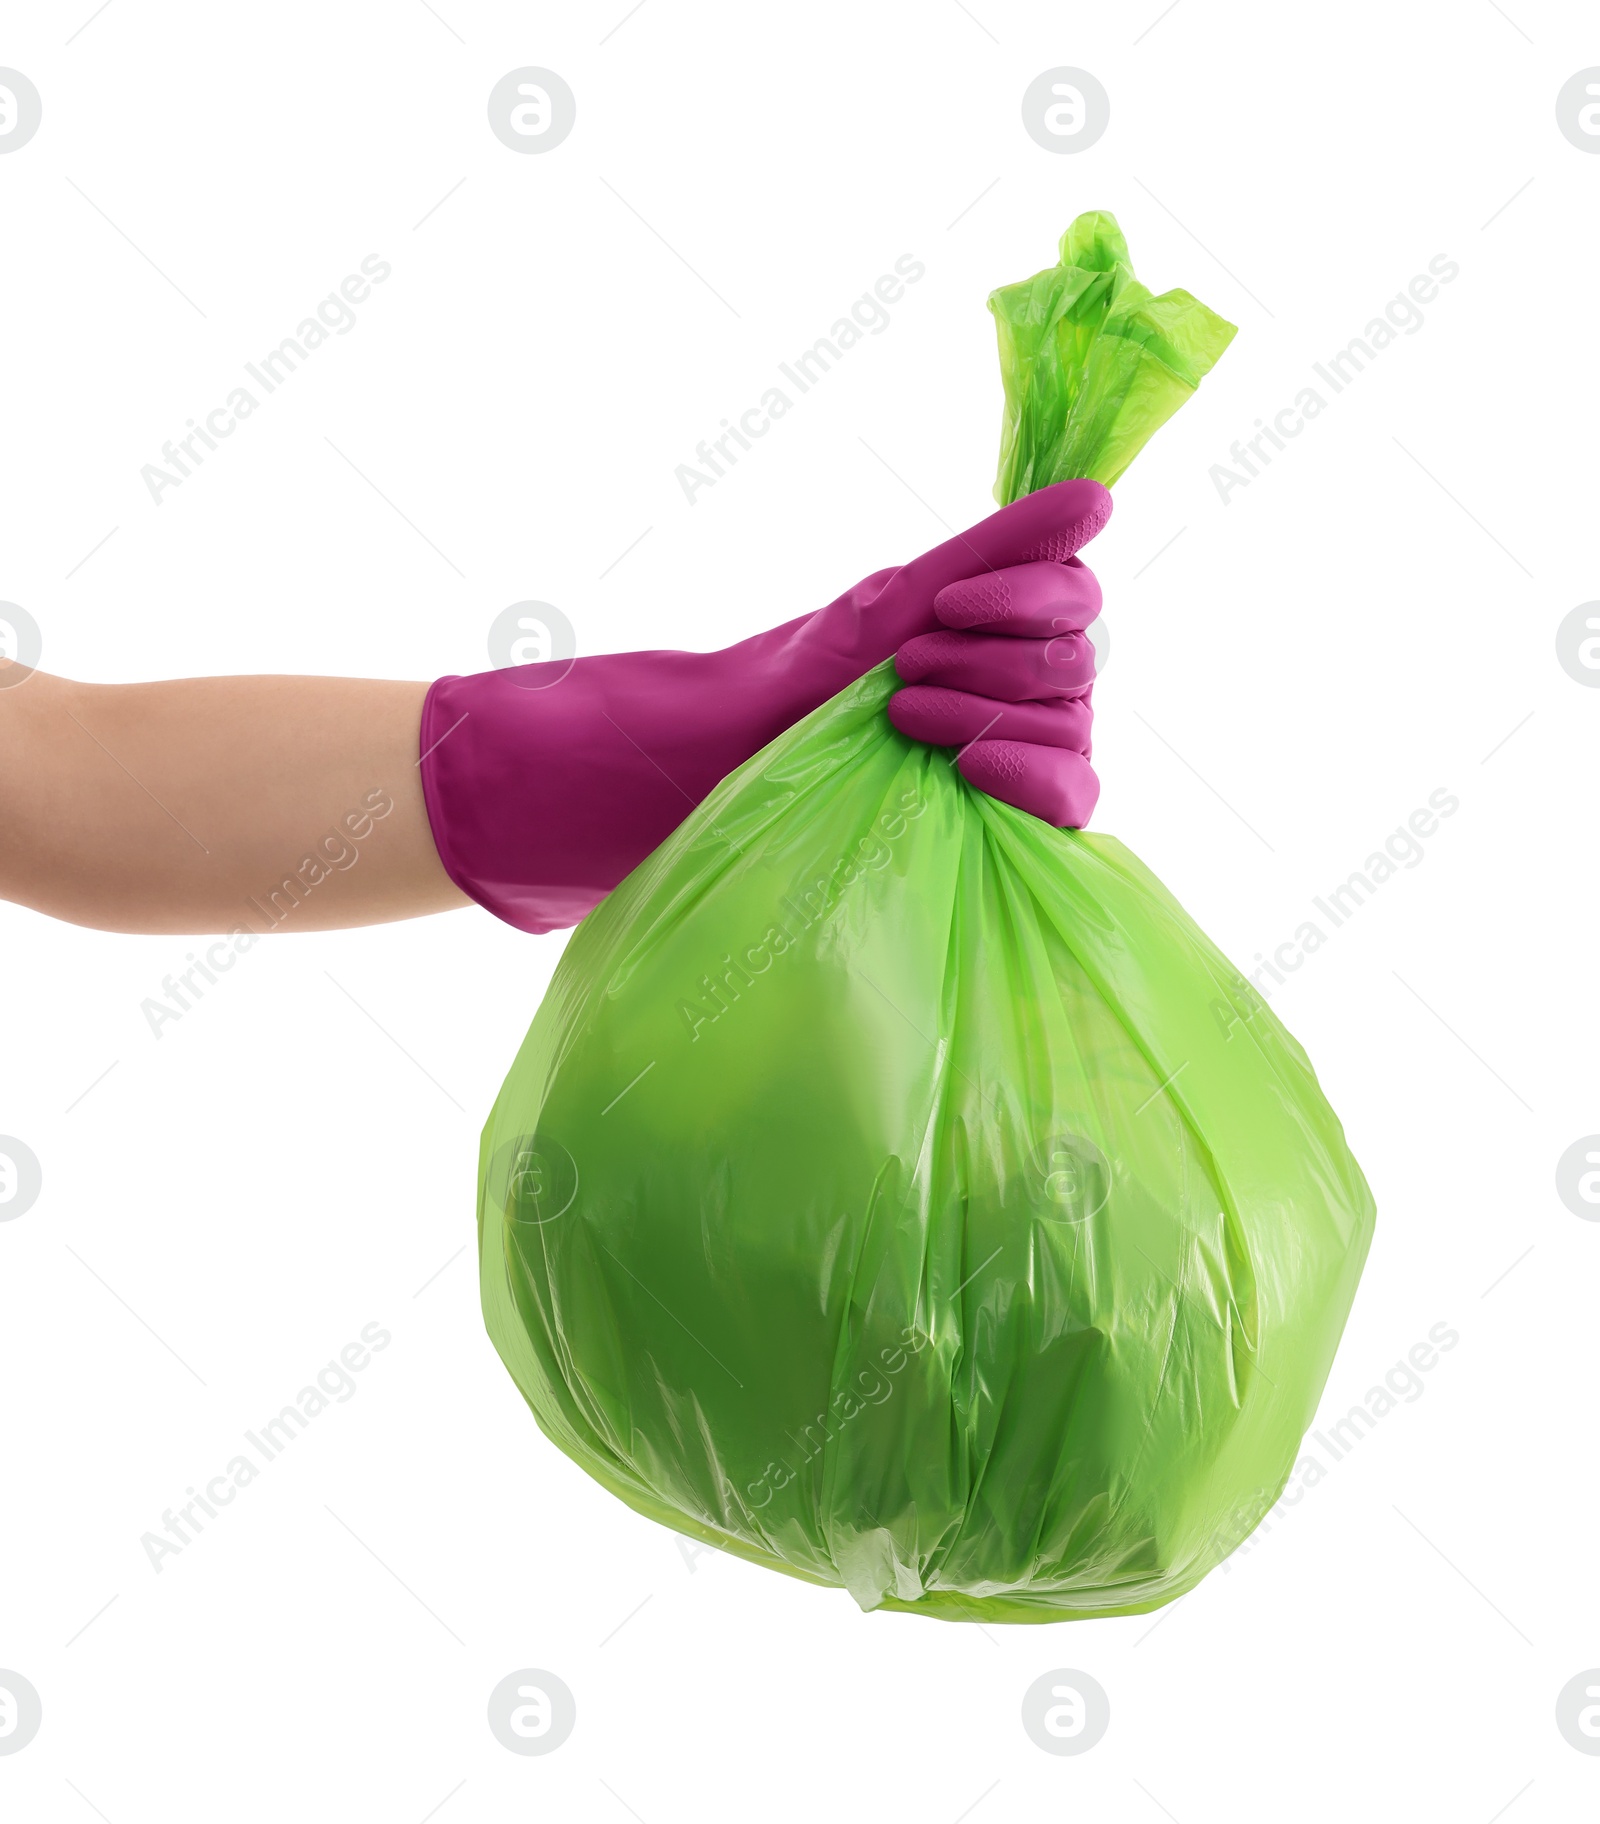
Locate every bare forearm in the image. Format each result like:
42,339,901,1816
0,665,468,934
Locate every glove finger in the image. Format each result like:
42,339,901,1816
767,479,1111,691
894,627,1096,700
934,558,1101,636
896,479,1112,604
887,685,1092,752
957,740,1100,828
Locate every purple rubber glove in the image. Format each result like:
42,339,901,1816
888,555,1102,828
420,479,1110,933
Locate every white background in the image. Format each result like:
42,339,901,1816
2,1,1597,1817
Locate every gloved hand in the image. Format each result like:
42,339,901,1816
420,479,1110,932
888,556,1102,828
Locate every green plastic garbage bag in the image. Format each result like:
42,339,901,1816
477,213,1376,1622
